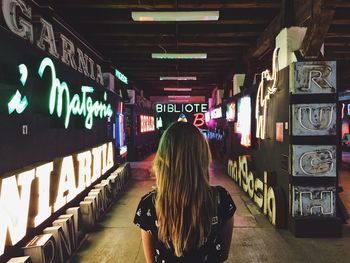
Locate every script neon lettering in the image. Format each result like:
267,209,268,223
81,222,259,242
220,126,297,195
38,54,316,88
193,113,205,127
38,57,113,129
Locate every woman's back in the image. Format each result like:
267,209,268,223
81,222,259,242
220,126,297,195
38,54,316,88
133,122,235,262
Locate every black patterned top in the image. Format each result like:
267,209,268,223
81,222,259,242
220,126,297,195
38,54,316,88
133,186,236,263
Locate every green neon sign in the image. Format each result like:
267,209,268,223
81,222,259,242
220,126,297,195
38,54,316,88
8,64,29,114
115,69,128,84
38,57,113,129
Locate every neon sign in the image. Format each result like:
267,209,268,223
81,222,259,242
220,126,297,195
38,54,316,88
115,108,127,156
237,96,251,147
226,102,236,121
0,142,114,257
115,69,128,84
38,57,113,129
193,113,205,127
140,115,155,133
1,0,104,86
8,64,29,114
227,156,284,227
155,103,207,113
210,107,222,119
205,111,211,123
156,117,163,129
255,48,280,139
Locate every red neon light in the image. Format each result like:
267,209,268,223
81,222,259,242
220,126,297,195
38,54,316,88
342,103,345,119
140,115,155,133
193,113,205,127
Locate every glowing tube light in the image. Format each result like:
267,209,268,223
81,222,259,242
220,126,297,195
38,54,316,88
152,53,207,59
132,11,219,22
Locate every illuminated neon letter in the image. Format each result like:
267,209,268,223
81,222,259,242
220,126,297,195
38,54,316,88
193,113,205,127
2,0,33,42
54,156,78,212
34,162,53,227
8,64,29,114
0,170,35,256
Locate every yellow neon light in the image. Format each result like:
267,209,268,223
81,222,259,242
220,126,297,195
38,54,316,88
255,48,280,139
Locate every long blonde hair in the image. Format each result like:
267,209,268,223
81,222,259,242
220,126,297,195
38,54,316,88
153,122,215,256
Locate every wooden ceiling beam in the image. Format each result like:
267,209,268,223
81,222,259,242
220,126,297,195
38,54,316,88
299,0,337,58
98,42,251,47
83,32,260,38
249,0,338,59
54,2,280,10
70,19,270,25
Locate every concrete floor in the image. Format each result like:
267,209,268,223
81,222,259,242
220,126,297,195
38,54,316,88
70,160,350,263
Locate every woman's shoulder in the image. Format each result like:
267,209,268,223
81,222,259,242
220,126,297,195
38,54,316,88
213,185,230,196
212,185,236,219
139,188,156,205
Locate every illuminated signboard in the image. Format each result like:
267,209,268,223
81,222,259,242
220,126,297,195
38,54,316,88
115,69,128,84
140,115,155,133
115,102,127,156
237,96,251,147
38,58,113,129
0,142,114,257
155,103,207,113
155,103,208,129
255,48,279,139
205,111,211,123
4,58,115,129
7,64,29,114
347,104,350,116
226,102,236,121
156,117,163,129
1,0,105,86
210,107,222,119
227,156,284,227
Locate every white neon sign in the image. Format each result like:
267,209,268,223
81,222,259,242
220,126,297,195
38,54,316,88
115,69,128,84
210,107,222,119
38,57,113,129
237,96,251,147
255,48,280,139
0,142,114,257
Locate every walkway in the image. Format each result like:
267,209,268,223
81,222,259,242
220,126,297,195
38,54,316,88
70,159,350,263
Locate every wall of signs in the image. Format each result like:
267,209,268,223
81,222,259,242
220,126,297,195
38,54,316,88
155,103,208,130
289,61,341,236
0,1,126,260
225,49,342,236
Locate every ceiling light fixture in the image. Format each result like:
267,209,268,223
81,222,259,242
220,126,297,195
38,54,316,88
152,53,207,59
164,87,192,91
168,95,191,99
132,11,219,22
160,76,197,81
